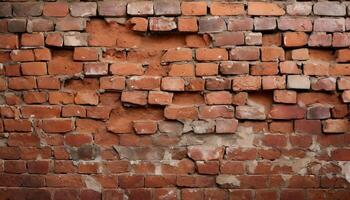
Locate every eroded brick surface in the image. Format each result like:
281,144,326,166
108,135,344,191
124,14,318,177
0,1,350,199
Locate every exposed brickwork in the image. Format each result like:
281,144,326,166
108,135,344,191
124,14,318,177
0,1,350,199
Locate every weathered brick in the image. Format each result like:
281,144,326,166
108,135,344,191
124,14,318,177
8,19,27,33
63,32,88,46
262,76,286,90
178,17,198,32
27,18,54,32
230,47,260,61
311,77,336,91
149,17,176,31
227,18,253,31
127,76,161,90
161,77,185,91
323,119,348,133
21,33,44,47
70,2,97,17
216,119,238,133
278,17,312,32
13,2,43,17
127,1,154,16
273,90,297,104
232,76,261,91
73,47,98,61
286,2,312,16
154,0,181,16
212,32,244,47
21,62,47,76
110,62,144,76
220,62,249,75
248,2,285,16
56,17,86,31
261,47,285,61
40,119,74,133
121,91,148,106
287,75,310,89
314,2,346,16
188,146,224,160
198,17,226,33
75,90,99,105
133,120,158,134
254,17,276,31
251,62,279,76
196,63,218,76
291,48,309,61
169,63,195,77
46,32,63,47
236,106,266,120
303,62,329,76
314,18,345,32
0,3,12,17
308,32,332,47
98,1,127,16
164,105,198,120
196,48,228,61
128,17,148,32
269,105,306,119
148,91,173,105
100,76,125,90
332,32,350,47
245,32,262,46
205,91,232,105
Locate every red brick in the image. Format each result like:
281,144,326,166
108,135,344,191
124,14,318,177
21,62,47,75
216,119,238,133
178,17,198,32
149,17,176,31
248,2,285,16
121,91,148,106
0,34,18,49
119,175,144,188
133,120,158,134
100,76,125,90
230,47,260,61
227,17,253,31
98,1,127,16
269,105,306,119
37,76,60,89
8,133,40,147
188,146,224,161
323,119,348,133
161,48,192,62
65,134,92,147
205,91,232,105
4,160,26,173
196,48,228,61
181,2,207,16
283,32,308,47
73,47,98,61
21,105,61,118
3,119,32,132
273,90,297,104
331,149,350,161
127,76,161,90
261,46,285,61
46,32,63,47
8,77,36,90
21,33,44,47
10,50,34,62
232,76,261,91
43,2,68,17
278,17,312,32
169,63,195,77
128,17,148,31
262,134,287,148
27,160,50,174
164,105,198,120
210,2,244,16
127,1,153,16
75,90,99,105
23,91,47,104
196,63,218,76
148,91,173,105
295,120,322,134
212,32,244,47
40,119,74,133
161,77,185,91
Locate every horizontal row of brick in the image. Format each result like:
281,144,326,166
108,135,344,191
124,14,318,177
1,1,350,17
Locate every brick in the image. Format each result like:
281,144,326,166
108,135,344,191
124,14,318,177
73,47,98,61
227,18,253,31
314,2,346,16
4,119,32,132
127,76,161,90
338,77,350,90
149,17,176,31
314,18,345,32
261,47,285,62
287,75,310,89
196,48,228,61
62,106,86,118
308,32,332,47
220,62,249,75
278,17,312,32
323,119,348,133
169,63,195,77
303,62,329,76
161,48,192,62
164,105,198,120
48,51,83,75
75,90,99,105
311,77,336,91
199,105,234,119
0,34,19,49
46,32,63,47
100,76,125,90
43,2,68,17
84,63,108,76
188,146,224,161
205,91,232,105
262,134,287,148
23,91,47,104
63,32,88,46
331,149,350,161
280,61,302,74
307,105,331,120
283,32,308,47
161,77,185,91
254,17,276,31
262,33,282,46
133,120,157,134
56,17,86,31
230,47,260,61
10,50,34,62
342,90,350,103
236,106,266,120
262,76,286,90
37,76,60,89
21,33,44,47
332,33,350,47
205,77,230,90
21,62,47,76
273,90,297,104
8,19,26,33
40,119,74,133
336,49,350,63
70,2,97,17
0,2,11,17
212,32,244,47
178,17,198,32
251,62,279,76
198,17,226,33
121,91,148,106
98,1,126,16
330,64,350,76
127,1,154,16
48,91,74,104
128,17,148,32
154,0,181,16
291,48,309,61
8,77,36,90
245,32,262,46
269,105,306,119
196,63,218,76
110,62,144,76
232,76,261,91
286,2,312,16
181,2,207,16
34,48,51,62
148,91,173,105
210,2,245,16
13,2,43,17
216,119,238,133
248,2,285,16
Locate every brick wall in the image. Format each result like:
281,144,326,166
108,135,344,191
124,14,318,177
0,1,350,199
